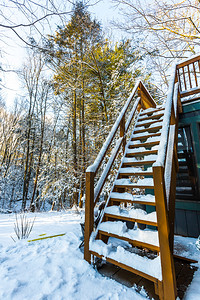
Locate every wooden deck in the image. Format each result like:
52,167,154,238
97,258,198,299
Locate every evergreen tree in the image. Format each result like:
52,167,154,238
46,1,154,207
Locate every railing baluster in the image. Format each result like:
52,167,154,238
193,62,198,87
182,67,187,90
187,64,192,89
177,68,182,91
120,115,126,153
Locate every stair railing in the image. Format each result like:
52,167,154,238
176,54,200,99
152,65,181,300
84,81,156,262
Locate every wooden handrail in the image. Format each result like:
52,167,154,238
176,54,200,96
176,54,200,69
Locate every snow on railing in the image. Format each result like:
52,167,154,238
153,65,177,168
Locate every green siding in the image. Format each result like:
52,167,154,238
175,99,200,237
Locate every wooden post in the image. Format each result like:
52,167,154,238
84,171,94,263
120,115,126,153
153,165,177,300
168,153,177,253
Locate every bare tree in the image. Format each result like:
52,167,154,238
0,0,101,49
113,0,200,87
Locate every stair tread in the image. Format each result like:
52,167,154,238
138,113,164,123
89,239,162,281
134,125,162,134
98,221,159,248
131,132,161,141
122,154,157,165
130,136,161,145
104,205,157,224
119,166,153,175
136,118,163,127
128,141,160,149
115,178,154,187
140,107,164,116
126,148,158,156
136,121,163,130
110,192,155,204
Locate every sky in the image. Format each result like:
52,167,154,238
1,0,123,109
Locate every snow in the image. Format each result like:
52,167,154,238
137,116,163,126
146,136,161,143
119,167,153,174
115,177,154,187
104,206,157,223
119,167,143,173
110,192,155,203
126,147,146,153
173,235,200,300
123,154,157,163
0,211,199,299
0,211,148,300
149,121,163,128
89,237,162,280
98,221,159,247
139,109,164,118
131,130,162,139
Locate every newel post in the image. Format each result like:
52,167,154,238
153,165,177,300
84,171,94,263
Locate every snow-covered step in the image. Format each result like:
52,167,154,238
110,192,156,206
104,205,157,226
114,178,154,189
119,166,153,176
89,238,162,281
138,111,164,122
140,107,164,116
128,140,160,148
126,148,158,157
140,106,163,114
134,124,162,135
136,119,163,129
98,221,159,251
131,131,161,141
122,155,157,166
136,117,163,127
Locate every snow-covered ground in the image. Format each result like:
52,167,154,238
0,211,199,300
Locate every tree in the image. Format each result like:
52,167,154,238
47,1,153,207
113,0,200,87
47,1,104,206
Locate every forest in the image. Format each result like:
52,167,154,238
0,0,200,213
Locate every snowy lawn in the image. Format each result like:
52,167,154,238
0,210,148,300
0,210,199,300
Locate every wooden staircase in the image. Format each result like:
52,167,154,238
84,64,185,299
